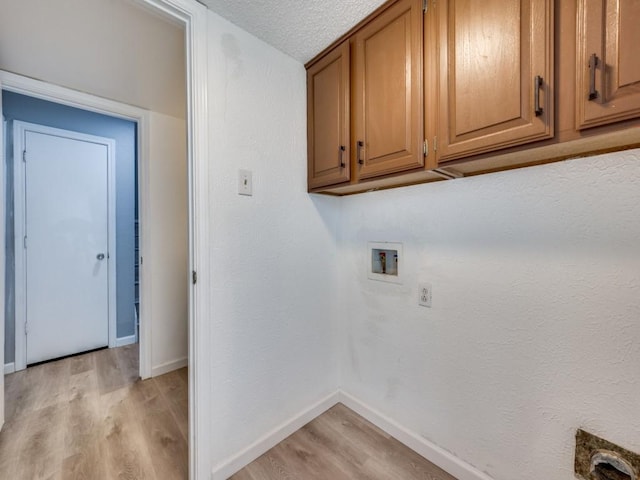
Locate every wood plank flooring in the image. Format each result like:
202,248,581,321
0,344,188,480
2,346,456,479
230,403,458,480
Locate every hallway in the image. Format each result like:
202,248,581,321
0,344,188,479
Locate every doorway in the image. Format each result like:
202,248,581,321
0,0,209,477
4,92,139,373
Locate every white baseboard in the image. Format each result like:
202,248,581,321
4,363,15,375
210,391,340,480
338,390,495,480
208,389,494,480
115,334,137,347
151,357,188,377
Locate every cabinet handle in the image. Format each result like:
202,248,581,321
339,145,346,168
588,53,599,101
534,75,544,117
357,141,364,165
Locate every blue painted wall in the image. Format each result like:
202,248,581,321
3,91,137,363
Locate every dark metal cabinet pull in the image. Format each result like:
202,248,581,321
588,53,599,101
339,145,346,168
357,141,364,165
534,75,544,117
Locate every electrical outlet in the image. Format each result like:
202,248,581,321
418,283,432,308
238,169,252,196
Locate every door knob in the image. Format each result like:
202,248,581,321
96,253,105,260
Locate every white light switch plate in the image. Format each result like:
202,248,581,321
238,169,252,196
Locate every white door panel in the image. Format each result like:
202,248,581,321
23,128,111,364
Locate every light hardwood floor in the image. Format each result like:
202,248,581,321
230,403,458,480
1,346,456,479
0,344,188,480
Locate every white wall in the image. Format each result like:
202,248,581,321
338,151,640,480
200,12,640,477
206,10,341,473
147,111,189,375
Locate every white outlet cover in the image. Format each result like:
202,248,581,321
238,169,252,196
418,282,432,308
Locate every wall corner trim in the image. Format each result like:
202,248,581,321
210,391,340,480
338,390,495,480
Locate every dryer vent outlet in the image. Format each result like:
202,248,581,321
575,429,640,480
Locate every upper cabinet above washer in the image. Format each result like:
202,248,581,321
306,0,640,195
352,0,425,180
307,40,351,190
435,0,554,162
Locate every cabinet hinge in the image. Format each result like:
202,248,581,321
423,139,428,157
24,321,28,335
22,150,27,162
23,236,27,249
433,136,438,152
423,0,427,12
192,270,197,285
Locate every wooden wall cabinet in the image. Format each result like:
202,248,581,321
435,0,554,162
307,0,640,195
352,0,424,180
306,0,425,191
576,0,640,130
307,41,351,189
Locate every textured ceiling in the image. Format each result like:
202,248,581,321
200,0,388,63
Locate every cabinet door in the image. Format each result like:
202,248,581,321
307,41,351,190
576,0,640,129
353,0,424,180
436,0,553,162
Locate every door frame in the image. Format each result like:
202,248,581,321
1,84,6,430
13,121,117,369
137,2,212,479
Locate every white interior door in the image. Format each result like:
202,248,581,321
17,123,113,365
